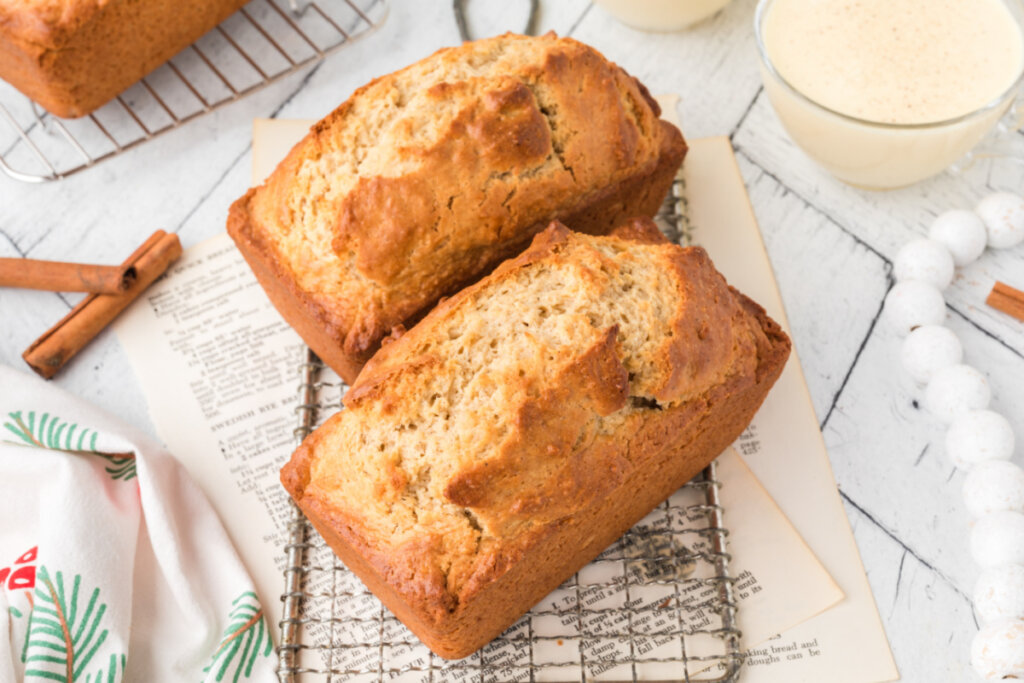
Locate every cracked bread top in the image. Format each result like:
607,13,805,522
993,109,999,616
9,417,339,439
232,32,670,360
281,220,783,626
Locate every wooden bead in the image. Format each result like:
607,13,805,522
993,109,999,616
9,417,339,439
900,325,962,384
975,565,1024,624
894,239,954,290
963,461,1024,518
947,410,1015,469
971,511,1024,568
929,210,988,266
977,193,1024,249
925,364,991,423
972,618,1024,679
884,280,946,335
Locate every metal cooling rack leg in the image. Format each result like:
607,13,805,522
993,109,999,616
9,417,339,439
279,502,309,681
703,460,744,682
278,347,323,682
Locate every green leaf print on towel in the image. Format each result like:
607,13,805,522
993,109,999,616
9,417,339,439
3,411,136,481
84,653,126,683
204,592,273,682
3,411,101,451
10,604,30,667
95,455,136,482
23,566,124,683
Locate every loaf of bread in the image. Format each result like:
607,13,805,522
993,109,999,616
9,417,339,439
229,33,687,384
0,0,248,118
281,219,791,659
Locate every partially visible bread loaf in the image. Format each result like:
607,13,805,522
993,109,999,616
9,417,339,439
0,0,248,118
281,219,790,659
229,33,687,384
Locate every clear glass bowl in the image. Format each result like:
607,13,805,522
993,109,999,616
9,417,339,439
754,0,1024,190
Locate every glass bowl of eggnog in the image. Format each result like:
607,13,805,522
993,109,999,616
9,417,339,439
594,0,734,31
755,0,1024,189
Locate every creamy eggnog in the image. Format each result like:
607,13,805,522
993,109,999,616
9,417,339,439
757,0,1024,188
595,0,733,31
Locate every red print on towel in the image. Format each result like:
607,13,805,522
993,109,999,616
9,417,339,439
0,545,37,591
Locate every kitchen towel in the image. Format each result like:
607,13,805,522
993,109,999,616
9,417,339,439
0,364,277,682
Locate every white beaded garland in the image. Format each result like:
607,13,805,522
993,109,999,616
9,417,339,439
971,618,1024,679
963,461,1024,518
929,210,988,266
894,238,955,290
975,565,1024,624
883,280,946,335
891,193,1024,677
925,364,991,423
900,325,963,384
976,192,1024,249
946,410,1016,470
970,511,1024,568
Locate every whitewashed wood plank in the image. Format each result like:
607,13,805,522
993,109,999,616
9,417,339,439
735,152,892,422
733,91,1024,356
458,0,592,40
571,0,764,139
845,497,975,682
0,286,66,366
823,301,1024,597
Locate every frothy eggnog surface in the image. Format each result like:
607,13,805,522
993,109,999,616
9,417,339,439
763,0,1024,124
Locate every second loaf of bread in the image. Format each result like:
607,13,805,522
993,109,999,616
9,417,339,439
0,0,248,118
229,33,686,383
281,218,791,658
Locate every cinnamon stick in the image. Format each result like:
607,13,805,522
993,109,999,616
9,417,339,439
22,231,182,379
986,281,1024,323
0,257,135,293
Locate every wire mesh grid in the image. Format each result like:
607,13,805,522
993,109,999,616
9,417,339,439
277,175,744,682
0,0,388,183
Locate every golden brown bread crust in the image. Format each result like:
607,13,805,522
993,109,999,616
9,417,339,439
228,33,687,384
281,220,790,658
0,0,248,118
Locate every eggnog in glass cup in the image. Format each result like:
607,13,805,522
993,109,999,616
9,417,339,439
755,0,1024,189
594,0,734,31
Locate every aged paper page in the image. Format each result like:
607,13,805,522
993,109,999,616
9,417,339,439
654,93,896,682
113,237,309,633
681,135,899,682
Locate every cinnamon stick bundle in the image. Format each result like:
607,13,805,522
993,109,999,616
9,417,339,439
986,281,1024,322
23,231,182,379
0,258,135,294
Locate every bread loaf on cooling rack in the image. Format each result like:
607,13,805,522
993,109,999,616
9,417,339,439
228,32,687,384
280,218,790,659
0,0,249,118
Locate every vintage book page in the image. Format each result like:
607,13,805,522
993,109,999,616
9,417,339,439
113,116,859,679
653,94,897,682
679,138,898,681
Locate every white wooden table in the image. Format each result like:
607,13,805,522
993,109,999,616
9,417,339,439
2,1,1022,679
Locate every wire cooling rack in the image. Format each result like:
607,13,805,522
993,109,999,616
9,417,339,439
0,0,388,183
276,175,743,682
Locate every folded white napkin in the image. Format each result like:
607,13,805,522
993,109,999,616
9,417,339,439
0,365,277,682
